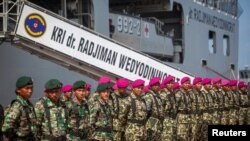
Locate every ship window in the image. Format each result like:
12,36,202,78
208,31,216,54
223,35,230,56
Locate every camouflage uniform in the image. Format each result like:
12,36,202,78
209,87,222,125
109,91,128,141
2,95,37,140
220,90,230,125
159,88,171,110
201,89,214,141
175,88,192,141
59,95,73,109
144,90,164,141
67,98,90,140
120,93,147,141
227,90,239,125
189,89,204,141
161,88,178,141
89,99,113,141
237,90,250,125
88,92,99,104
35,96,67,140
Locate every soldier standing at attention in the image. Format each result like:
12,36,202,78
175,77,192,141
67,80,90,140
110,78,129,141
160,75,175,109
120,79,148,141
35,79,67,141
88,76,111,103
228,80,239,125
237,81,250,125
161,75,178,141
59,84,73,108
201,78,213,141
210,77,222,125
89,83,113,141
220,80,230,125
190,77,204,141
2,76,37,141
144,77,164,141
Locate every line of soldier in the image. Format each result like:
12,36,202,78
1,75,250,141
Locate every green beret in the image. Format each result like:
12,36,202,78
96,83,109,93
73,80,86,90
45,79,62,90
16,76,33,88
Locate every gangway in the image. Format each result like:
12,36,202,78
9,1,193,83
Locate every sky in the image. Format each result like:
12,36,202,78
239,0,250,70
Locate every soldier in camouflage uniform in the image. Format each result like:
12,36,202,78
89,83,113,141
119,79,147,141
88,76,111,104
59,84,73,108
2,76,37,141
67,80,90,140
175,77,192,141
220,80,231,125
201,78,213,141
189,77,204,141
237,81,250,125
35,79,67,141
144,77,164,141
228,80,239,125
160,76,178,141
210,77,222,125
109,78,129,141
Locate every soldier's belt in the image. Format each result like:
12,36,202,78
151,114,164,120
223,108,230,111
165,114,177,119
42,134,66,141
127,119,145,126
203,110,213,113
240,105,249,108
177,110,191,114
95,126,112,133
12,132,35,141
191,111,203,114
68,129,88,138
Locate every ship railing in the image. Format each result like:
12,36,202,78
144,17,165,35
193,0,239,18
0,0,23,39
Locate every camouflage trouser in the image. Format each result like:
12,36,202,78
221,110,229,125
239,108,248,125
90,131,112,141
229,108,238,125
66,134,87,141
176,113,191,141
125,123,146,141
113,130,125,141
202,112,213,141
177,123,191,141
212,110,221,125
161,118,177,141
145,117,162,141
247,108,250,125
190,114,202,141
146,129,162,141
